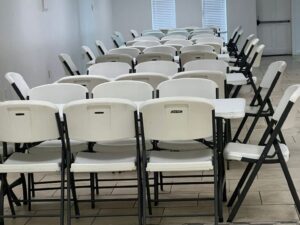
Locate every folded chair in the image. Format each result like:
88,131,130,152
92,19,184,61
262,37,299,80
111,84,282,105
58,53,80,76
81,45,96,68
5,72,30,100
225,84,300,222
95,40,109,55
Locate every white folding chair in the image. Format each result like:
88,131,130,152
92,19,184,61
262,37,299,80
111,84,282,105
58,53,80,76
132,41,161,52
95,53,134,68
136,53,173,64
115,73,169,90
144,46,177,57
114,31,126,45
166,30,189,38
139,97,219,223
135,61,180,76
56,75,110,94
130,29,139,38
196,41,223,54
95,40,109,55
5,72,30,100
142,31,165,39
0,101,65,224
180,51,218,68
63,98,141,223
164,40,193,51
108,47,141,58
88,62,132,78
180,45,215,54
82,45,96,68
225,84,300,222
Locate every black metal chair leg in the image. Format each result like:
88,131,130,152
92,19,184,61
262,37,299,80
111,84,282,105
227,163,253,207
20,173,27,205
3,175,15,217
30,173,35,198
70,173,80,217
233,116,248,142
145,172,152,215
0,174,5,225
27,174,32,211
159,172,164,191
95,173,99,195
213,156,219,224
243,115,261,143
153,172,159,206
60,165,65,225
90,173,95,209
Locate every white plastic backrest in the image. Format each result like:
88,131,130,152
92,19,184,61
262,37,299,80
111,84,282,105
190,33,215,41
108,48,141,58
245,38,259,56
0,101,59,143
88,62,131,78
164,40,193,47
260,61,287,89
273,85,300,129
56,75,110,93
144,46,177,57
135,61,179,76
133,41,161,48
92,80,153,101
64,99,136,142
196,42,222,54
233,29,244,43
140,97,215,140
136,53,173,64
143,31,165,39
59,53,79,75
195,37,224,46
158,78,218,99
181,52,218,66
95,40,109,55
251,44,265,68
28,84,88,104
181,45,215,54
96,54,133,66
173,71,226,98
167,31,189,37
184,59,228,74
242,34,256,53
135,36,160,41
114,31,126,43
115,73,169,89
130,29,139,38
190,30,215,37
82,46,96,61
5,72,30,99
230,25,242,40
161,35,188,41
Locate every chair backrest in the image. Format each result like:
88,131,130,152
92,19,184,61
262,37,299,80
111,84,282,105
115,72,169,89
136,53,173,64
108,47,141,58
28,83,88,104
238,34,256,56
63,99,137,142
58,53,80,76
190,33,215,41
272,85,300,130
157,78,218,99
140,97,215,141
180,51,218,66
248,44,265,68
56,75,110,94
95,54,133,67
164,40,193,47
184,59,228,74
195,36,224,46
88,62,132,78
5,72,30,100
167,31,189,37
245,38,259,56
196,41,222,54
114,31,126,44
181,45,215,54
133,41,161,48
95,40,109,55
135,36,160,41
144,46,177,57
135,61,180,76
111,34,124,48
82,45,96,62
161,35,188,41
173,71,226,98
0,101,60,143
190,29,215,37
228,26,242,43
142,31,165,39
130,29,139,38
260,61,287,89
92,80,153,101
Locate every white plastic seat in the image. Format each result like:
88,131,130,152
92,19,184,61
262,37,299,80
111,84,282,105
135,61,179,76
144,45,177,57
56,75,110,94
108,47,141,58
180,45,215,54
5,72,30,100
184,59,228,74
88,62,132,78
136,53,173,64
58,53,80,75
95,40,109,55
82,46,96,67
115,72,169,89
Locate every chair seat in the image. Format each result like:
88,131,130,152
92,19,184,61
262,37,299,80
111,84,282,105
71,151,137,173
157,140,211,151
0,152,61,173
224,142,289,162
218,54,230,62
226,73,257,86
29,140,87,153
146,149,213,172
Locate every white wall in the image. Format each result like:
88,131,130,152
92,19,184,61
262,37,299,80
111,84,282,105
227,0,257,47
0,0,82,100
292,0,300,55
78,0,114,56
111,0,203,41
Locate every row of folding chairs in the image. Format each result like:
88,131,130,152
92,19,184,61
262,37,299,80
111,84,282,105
1,81,300,224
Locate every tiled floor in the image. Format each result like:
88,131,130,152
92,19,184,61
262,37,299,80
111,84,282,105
3,56,300,225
